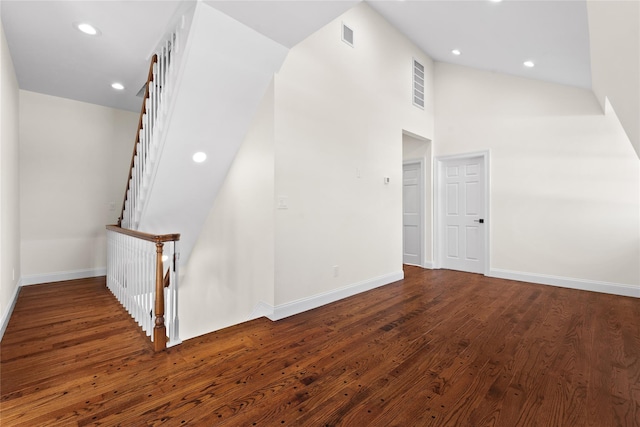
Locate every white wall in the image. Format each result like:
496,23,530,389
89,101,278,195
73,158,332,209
1,21,20,334
137,2,287,265
587,0,640,158
179,82,276,340
273,2,434,307
402,133,432,267
20,91,137,281
434,62,639,289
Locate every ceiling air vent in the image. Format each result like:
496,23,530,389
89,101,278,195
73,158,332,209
413,59,425,109
342,22,354,47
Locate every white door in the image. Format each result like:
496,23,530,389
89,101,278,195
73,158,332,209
439,155,486,274
403,161,422,266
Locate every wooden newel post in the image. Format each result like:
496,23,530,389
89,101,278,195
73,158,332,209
153,241,167,351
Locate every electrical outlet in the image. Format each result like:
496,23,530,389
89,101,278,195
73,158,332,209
333,265,339,277
12,268,15,281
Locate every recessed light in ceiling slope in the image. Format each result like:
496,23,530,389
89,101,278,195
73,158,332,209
451,49,461,56
192,152,207,163
523,60,535,68
111,83,125,90
74,22,101,36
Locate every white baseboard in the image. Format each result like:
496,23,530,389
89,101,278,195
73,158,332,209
488,268,639,298
0,278,22,342
249,301,275,320
21,268,107,287
268,271,404,321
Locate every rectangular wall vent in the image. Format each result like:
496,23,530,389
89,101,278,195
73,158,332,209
413,59,425,109
342,23,354,47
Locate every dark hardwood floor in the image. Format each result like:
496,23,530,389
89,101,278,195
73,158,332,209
1,266,638,426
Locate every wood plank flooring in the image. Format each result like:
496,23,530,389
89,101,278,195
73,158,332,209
1,266,638,426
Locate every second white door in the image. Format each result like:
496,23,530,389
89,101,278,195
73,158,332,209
439,155,486,274
403,161,422,266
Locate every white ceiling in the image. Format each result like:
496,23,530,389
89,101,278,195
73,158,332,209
368,0,591,89
1,0,592,113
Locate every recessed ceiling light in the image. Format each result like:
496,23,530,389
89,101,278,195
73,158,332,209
75,22,101,36
192,152,207,163
489,0,503,3
523,61,535,68
111,83,125,90
451,49,461,56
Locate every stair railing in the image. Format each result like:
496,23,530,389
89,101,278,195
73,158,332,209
106,225,180,351
118,25,182,229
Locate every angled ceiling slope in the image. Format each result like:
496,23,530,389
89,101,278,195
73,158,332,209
587,0,640,159
0,0,186,112
204,0,360,48
2,0,596,113
367,0,592,89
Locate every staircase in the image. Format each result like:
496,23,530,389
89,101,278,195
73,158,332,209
125,2,288,262
107,2,289,350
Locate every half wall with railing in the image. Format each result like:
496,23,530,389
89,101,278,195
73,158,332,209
106,225,180,351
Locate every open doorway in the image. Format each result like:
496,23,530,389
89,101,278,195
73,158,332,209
402,132,432,268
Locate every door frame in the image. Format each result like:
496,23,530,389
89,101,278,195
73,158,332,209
403,159,425,268
433,150,490,274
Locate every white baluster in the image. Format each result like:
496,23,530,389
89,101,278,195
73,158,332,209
124,235,129,310
162,42,167,116
139,241,144,331
168,241,180,346
149,242,154,336
165,243,170,344
131,237,136,324
158,54,162,114
152,63,157,131
116,232,120,298
135,237,139,321
141,240,146,330
148,78,154,141
117,233,122,303
132,167,137,219
145,241,150,334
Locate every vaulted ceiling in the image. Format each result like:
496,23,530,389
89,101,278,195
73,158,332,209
1,0,593,113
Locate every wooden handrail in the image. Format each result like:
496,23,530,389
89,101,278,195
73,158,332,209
117,54,159,227
106,225,179,243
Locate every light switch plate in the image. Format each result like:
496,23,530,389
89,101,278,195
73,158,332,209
277,196,288,209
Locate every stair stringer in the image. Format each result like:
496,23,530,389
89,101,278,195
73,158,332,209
136,2,289,264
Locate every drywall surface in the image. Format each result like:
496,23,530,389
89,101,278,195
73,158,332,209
179,82,276,341
587,0,640,158
137,2,287,265
274,2,434,306
402,133,433,267
434,62,639,287
1,21,20,328
19,91,137,278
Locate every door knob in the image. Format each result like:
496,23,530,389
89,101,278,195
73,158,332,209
474,219,484,224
